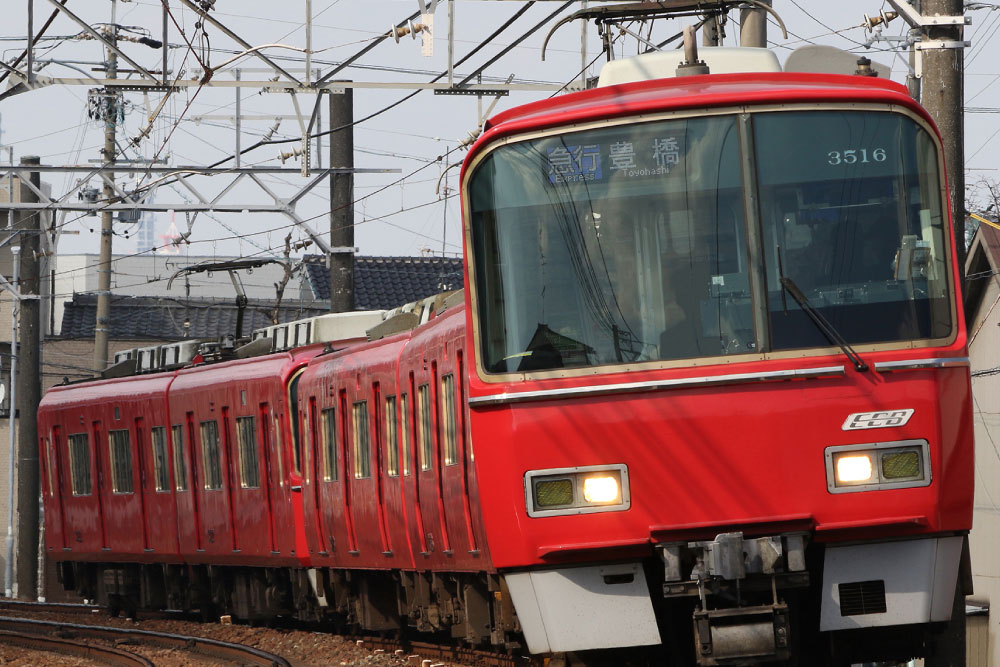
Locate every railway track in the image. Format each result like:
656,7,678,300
0,628,153,666
1,599,532,666
0,615,291,666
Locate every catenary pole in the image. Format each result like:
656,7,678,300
919,0,966,281
93,19,118,372
15,156,40,600
329,85,354,313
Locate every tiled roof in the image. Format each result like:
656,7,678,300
303,255,464,308
59,294,328,340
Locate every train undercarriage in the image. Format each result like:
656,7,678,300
54,531,971,666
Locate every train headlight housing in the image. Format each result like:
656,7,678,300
825,440,930,494
525,464,630,517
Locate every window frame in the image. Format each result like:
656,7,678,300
200,420,223,490
235,416,260,489
385,395,399,477
417,384,432,472
150,426,170,492
321,407,338,481
352,400,371,479
171,424,188,491
67,432,92,496
108,428,134,494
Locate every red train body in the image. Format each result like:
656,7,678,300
39,64,973,665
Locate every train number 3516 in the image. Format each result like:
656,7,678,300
828,148,887,165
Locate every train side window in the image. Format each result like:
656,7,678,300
321,407,338,481
108,429,134,494
400,393,411,476
236,416,260,489
150,426,170,492
417,384,432,472
68,433,92,496
440,375,457,466
44,436,56,497
171,425,188,491
200,420,223,490
352,401,371,479
273,414,285,484
385,396,399,477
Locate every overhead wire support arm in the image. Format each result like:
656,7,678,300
176,0,302,85
42,0,158,81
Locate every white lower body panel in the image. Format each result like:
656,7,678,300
504,562,661,654
820,536,962,631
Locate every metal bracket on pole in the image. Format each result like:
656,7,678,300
914,40,971,50
885,0,970,27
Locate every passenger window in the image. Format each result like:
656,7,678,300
200,420,223,490
321,407,338,481
352,401,371,479
401,393,412,476
108,429,133,494
172,425,188,491
385,396,399,477
440,376,457,466
44,436,56,497
236,416,260,489
417,384,432,471
68,433,92,496
150,426,170,491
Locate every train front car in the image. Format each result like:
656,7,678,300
461,66,972,665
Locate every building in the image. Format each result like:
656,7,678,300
966,221,1000,663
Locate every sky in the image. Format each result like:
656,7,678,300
1,0,998,268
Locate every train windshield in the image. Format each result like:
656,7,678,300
467,110,951,374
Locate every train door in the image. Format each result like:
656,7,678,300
339,388,359,552
92,420,110,549
306,395,331,555
231,402,276,558
438,355,478,558
133,417,152,551
415,366,449,557
372,382,391,554
258,403,279,554
285,369,310,563
43,427,67,550
404,373,428,556
185,412,204,551
220,407,239,552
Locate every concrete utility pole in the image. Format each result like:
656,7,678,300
329,85,355,313
740,0,770,47
15,156,40,600
919,0,966,280
94,22,118,371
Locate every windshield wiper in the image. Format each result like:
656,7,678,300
778,276,869,373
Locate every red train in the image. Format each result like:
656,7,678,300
39,49,973,666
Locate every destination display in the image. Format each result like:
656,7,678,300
545,134,685,185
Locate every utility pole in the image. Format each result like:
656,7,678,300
740,0,770,47
15,156,40,600
703,15,722,46
919,0,966,280
329,85,354,313
93,19,118,371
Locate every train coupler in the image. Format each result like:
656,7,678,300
693,601,791,665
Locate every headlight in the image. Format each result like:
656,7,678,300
525,464,630,517
826,440,930,494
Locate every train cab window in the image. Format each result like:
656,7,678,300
236,416,260,489
469,114,751,373
753,110,953,348
401,393,412,476
385,396,399,477
200,420,223,490
108,429,134,494
68,433,92,496
440,376,457,466
150,426,170,492
172,425,188,491
352,401,372,479
321,407,338,481
417,384,432,471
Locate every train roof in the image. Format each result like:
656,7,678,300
477,72,926,149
